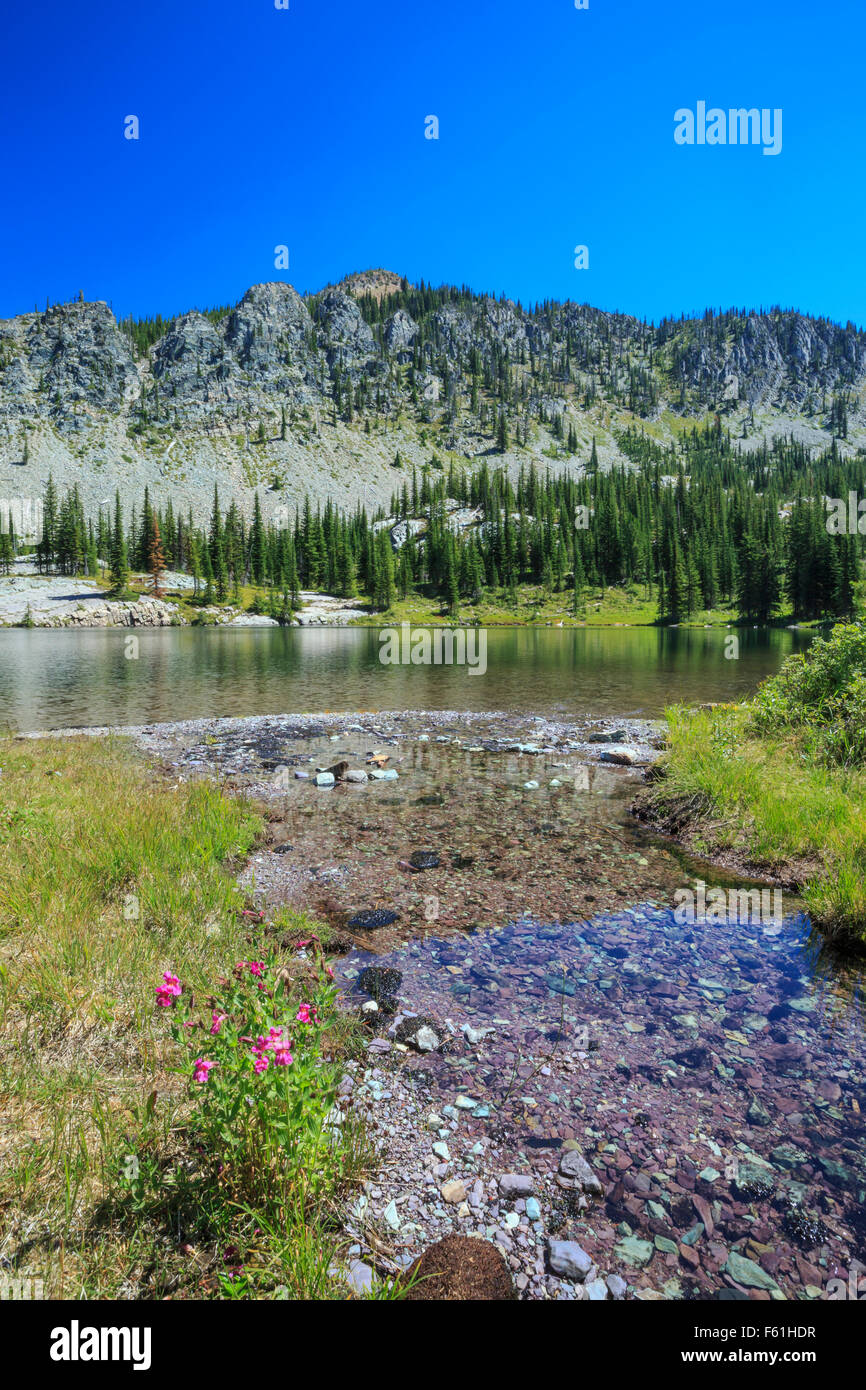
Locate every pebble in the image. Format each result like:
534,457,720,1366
440,1180,467,1204
499,1174,534,1198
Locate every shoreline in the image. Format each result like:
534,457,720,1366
0,565,825,632
17,707,666,758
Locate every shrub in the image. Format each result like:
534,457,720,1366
750,620,866,766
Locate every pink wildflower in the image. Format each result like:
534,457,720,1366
251,1032,276,1072
296,1004,318,1025
210,1013,227,1035
193,1058,216,1084
156,972,182,1007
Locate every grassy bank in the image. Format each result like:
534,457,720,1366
0,735,374,1299
639,622,866,948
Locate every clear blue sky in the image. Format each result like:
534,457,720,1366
1,0,863,327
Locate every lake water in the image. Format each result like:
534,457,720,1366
0,624,812,731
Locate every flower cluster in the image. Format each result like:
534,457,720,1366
234,960,268,992
156,972,182,1007
251,1026,294,1074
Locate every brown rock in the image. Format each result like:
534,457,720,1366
404,1236,516,1301
440,1180,467,1204
693,1193,714,1236
765,1041,808,1066
795,1253,823,1286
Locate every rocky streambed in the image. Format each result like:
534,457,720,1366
37,708,866,1300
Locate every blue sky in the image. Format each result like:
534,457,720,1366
1,0,863,326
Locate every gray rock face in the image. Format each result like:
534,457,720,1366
223,282,312,380
314,290,376,373
3,300,141,426
3,285,864,444
383,308,418,360
2,272,865,526
389,517,427,551
151,312,226,401
547,1240,593,1281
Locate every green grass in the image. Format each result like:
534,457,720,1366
0,735,381,1299
355,585,785,629
645,703,866,948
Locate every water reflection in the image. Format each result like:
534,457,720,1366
0,624,813,731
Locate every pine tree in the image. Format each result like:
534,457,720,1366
149,516,166,598
496,411,509,453
250,493,265,586
109,491,130,594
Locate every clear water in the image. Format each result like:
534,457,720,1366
0,623,812,731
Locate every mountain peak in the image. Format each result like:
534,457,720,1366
336,269,410,302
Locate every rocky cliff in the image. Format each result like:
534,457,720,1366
1,272,864,525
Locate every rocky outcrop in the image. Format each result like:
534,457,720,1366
2,281,863,439
383,308,418,361
0,300,140,428
42,597,180,628
314,290,376,375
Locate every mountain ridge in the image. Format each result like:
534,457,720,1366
2,272,865,524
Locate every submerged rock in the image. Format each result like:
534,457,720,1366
358,965,403,1001
348,908,400,931
499,1174,534,1198
409,849,440,870
547,1239,593,1281
393,1014,443,1052
725,1251,782,1293
559,1149,603,1196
